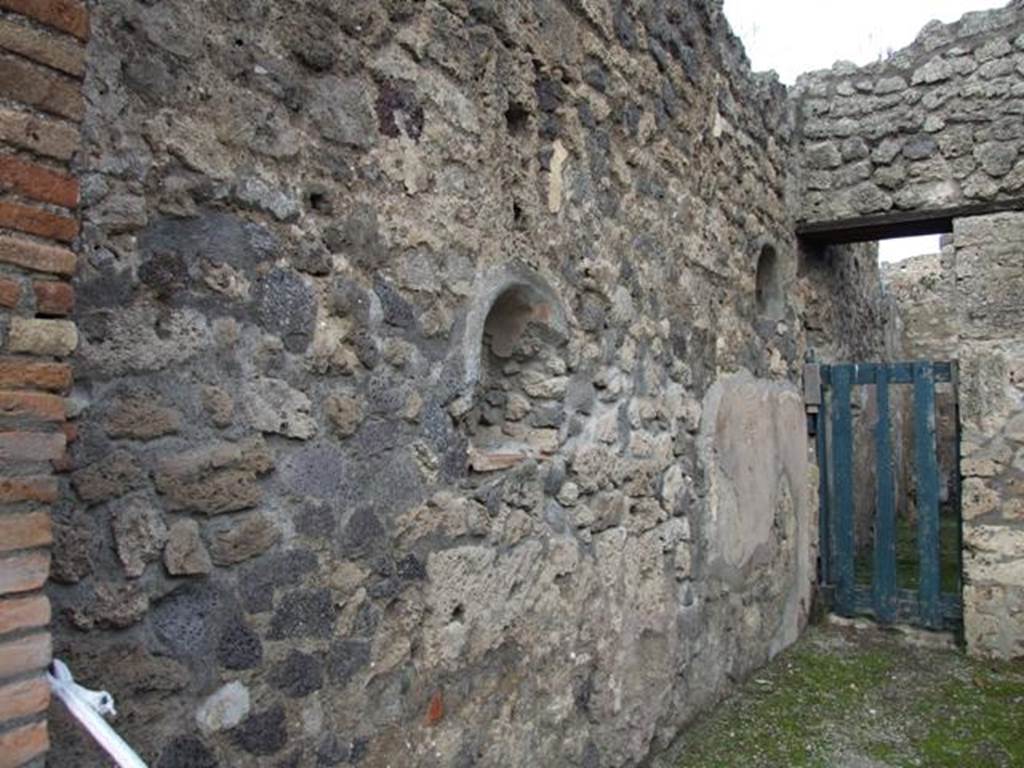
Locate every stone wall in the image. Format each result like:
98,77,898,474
43,1,829,766
954,213,1024,660
792,0,1024,225
0,0,87,763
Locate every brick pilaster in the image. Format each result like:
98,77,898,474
0,1,86,764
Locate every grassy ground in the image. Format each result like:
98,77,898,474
651,621,1024,768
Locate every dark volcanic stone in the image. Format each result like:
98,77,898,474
613,2,636,48
157,735,218,768
367,577,400,601
903,134,939,160
535,77,564,113
351,327,380,369
267,588,337,639
239,549,318,613
329,277,372,321
351,738,369,763
373,278,414,328
362,448,427,513
233,705,288,756
293,242,331,275
316,735,351,766
366,377,406,414
309,76,376,147
138,248,191,298
578,293,606,332
341,507,386,555
150,582,224,659
294,501,339,539
348,418,402,457
138,212,277,273
78,262,137,309
280,443,352,501
217,617,263,670
325,639,371,686
583,57,608,92
375,80,424,140
529,404,564,428
270,650,324,698
324,205,386,267
396,553,426,581
254,268,316,353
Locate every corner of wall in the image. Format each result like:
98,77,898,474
0,0,88,763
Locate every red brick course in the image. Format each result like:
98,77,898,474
0,391,65,422
0,108,80,161
0,633,50,678
0,594,50,635
32,280,74,315
0,431,65,462
0,513,52,553
0,202,78,243
0,0,89,40
0,721,49,767
0,235,76,275
0,552,50,595
0,676,49,721
0,16,86,77
0,156,78,209
0,359,73,392
0,3,85,762
0,278,20,309
0,476,57,504
0,56,84,121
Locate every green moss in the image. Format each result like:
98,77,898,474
913,661,1024,768
671,640,900,768
660,626,1024,768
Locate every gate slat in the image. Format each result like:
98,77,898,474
817,378,831,587
873,366,897,623
831,364,855,616
913,362,942,629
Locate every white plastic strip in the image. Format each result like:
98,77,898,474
47,659,148,768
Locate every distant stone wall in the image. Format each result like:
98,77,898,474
881,242,958,361
954,213,1024,660
801,242,896,362
46,1,829,766
792,1,1024,225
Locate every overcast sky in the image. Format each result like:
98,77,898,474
722,0,1003,262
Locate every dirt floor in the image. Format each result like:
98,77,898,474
651,620,1024,768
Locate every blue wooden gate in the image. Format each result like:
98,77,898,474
814,362,962,631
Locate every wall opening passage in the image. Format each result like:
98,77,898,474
463,284,567,474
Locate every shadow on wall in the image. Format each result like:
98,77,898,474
756,244,785,322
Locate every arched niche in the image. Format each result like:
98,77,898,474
755,242,785,321
458,266,568,474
